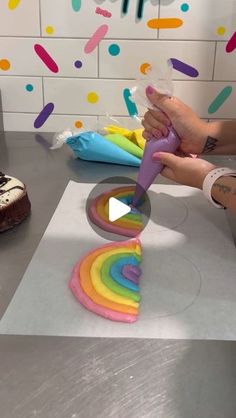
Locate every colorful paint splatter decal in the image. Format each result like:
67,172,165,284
34,44,59,73
226,31,236,53
208,86,233,114
122,0,146,20
147,18,183,29
1,0,235,128
123,89,138,117
84,25,109,54
8,0,21,10
71,0,81,12
34,103,55,129
170,58,199,78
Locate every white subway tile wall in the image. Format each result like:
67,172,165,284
0,0,235,132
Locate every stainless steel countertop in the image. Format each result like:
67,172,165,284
0,132,236,418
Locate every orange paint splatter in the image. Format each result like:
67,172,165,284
140,63,151,75
147,18,183,29
75,120,83,129
0,59,11,71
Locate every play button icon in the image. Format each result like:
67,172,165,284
108,197,131,222
86,176,151,241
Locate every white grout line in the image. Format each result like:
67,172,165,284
0,74,234,82
0,35,228,42
212,41,218,80
39,0,42,37
2,111,232,120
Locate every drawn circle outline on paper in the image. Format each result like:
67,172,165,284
148,191,188,232
139,249,202,320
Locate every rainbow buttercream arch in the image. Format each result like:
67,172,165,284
88,186,143,237
69,239,142,323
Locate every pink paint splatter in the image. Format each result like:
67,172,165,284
226,31,236,53
95,7,112,18
84,24,109,54
34,44,59,73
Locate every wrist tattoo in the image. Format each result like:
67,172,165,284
203,136,218,153
213,183,236,195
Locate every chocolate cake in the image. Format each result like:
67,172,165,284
0,172,31,232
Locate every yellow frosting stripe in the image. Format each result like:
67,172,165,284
90,245,141,308
131,129,146,150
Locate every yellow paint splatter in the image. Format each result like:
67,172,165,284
0,59,11,71
147,18,183,29
87,92,99,104
8,0,21,10
217,26,226,36
75,120,83,129
140,63,151,75
46,26,54,35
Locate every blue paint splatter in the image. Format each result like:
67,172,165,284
72,0,81,12
122,0,130,15
137,0,145,19
108,44,120,56
123,89,138,117
122,0,145,19
180,3,189,12
25,84,34,92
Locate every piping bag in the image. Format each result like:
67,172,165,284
130,60,180,206
132,129,180,206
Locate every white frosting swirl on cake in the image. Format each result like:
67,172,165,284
0,173,24,208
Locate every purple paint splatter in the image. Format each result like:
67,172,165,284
74,60,82,69
170,58,199,78
34,103,54,129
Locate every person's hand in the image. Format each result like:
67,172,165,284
153,152,216,189
142,86,208,155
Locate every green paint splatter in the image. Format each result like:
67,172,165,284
208,86,233,114
72,0,81,12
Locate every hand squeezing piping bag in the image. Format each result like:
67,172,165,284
132,128,180,206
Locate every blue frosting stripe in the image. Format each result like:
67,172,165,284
110,256,140,292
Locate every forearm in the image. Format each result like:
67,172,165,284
202,120,236,155
211,176,236,213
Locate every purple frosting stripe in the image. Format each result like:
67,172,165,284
122,264,142,284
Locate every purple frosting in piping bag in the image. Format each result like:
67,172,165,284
132,128,180,206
